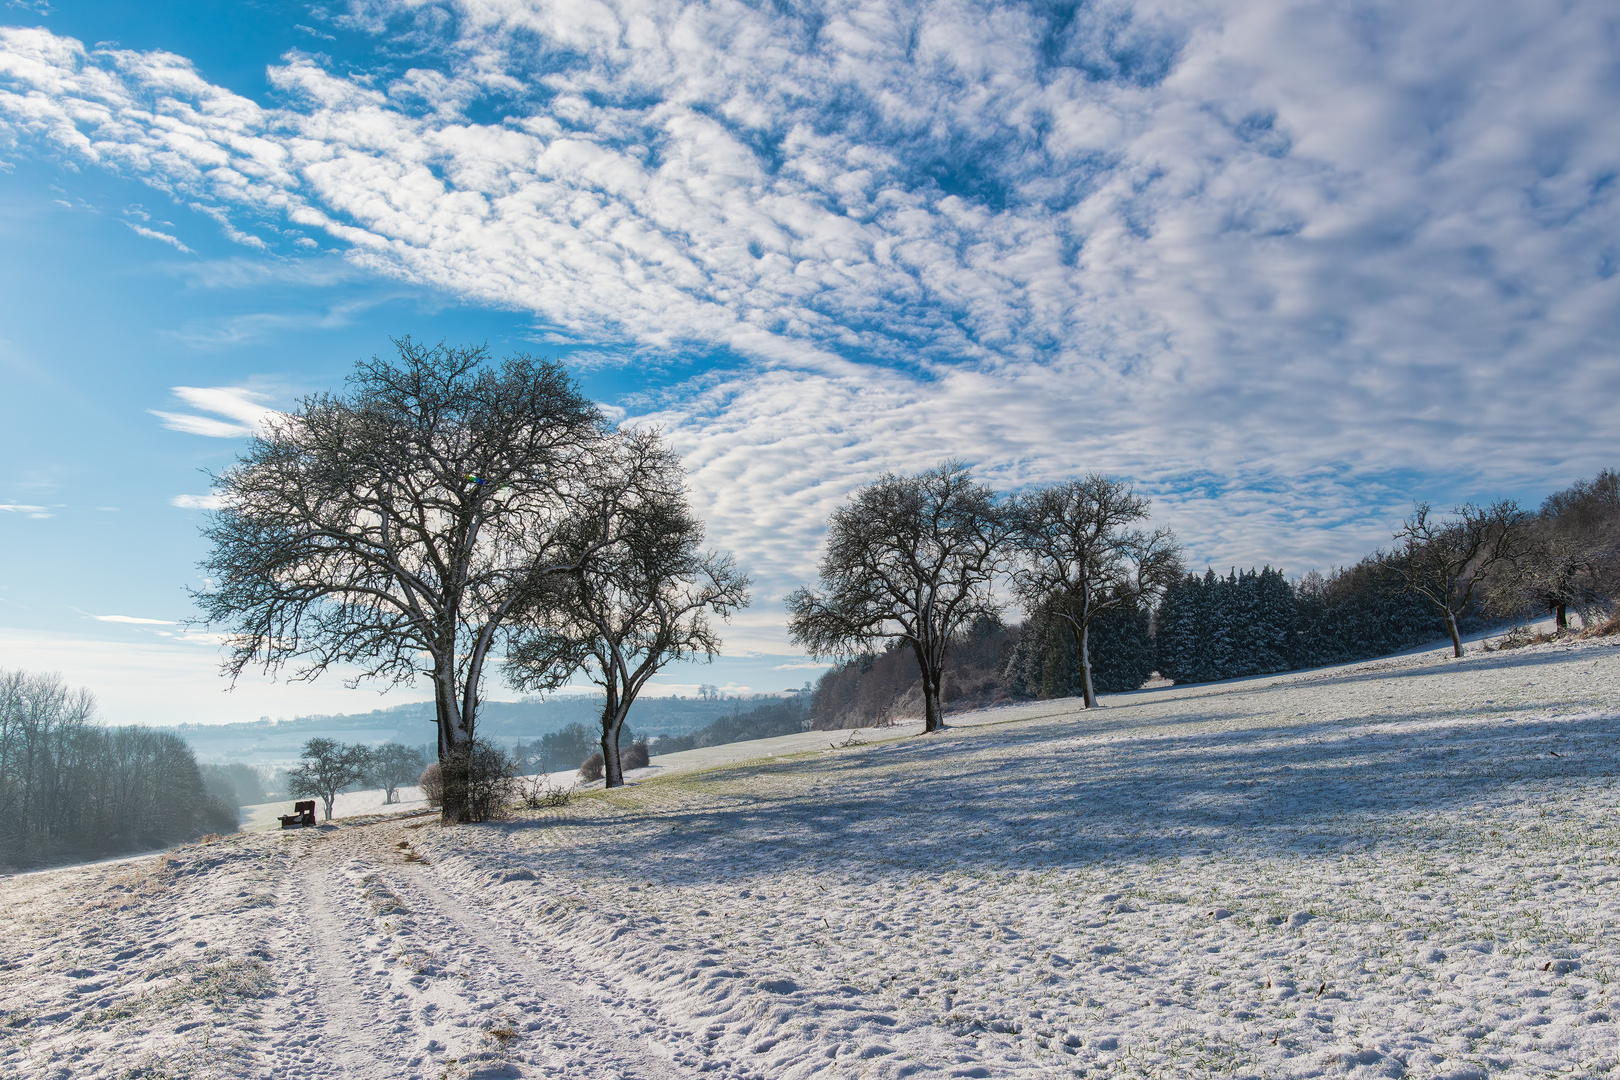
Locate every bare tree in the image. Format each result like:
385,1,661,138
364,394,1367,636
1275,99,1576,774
288,737,371,822
1392,500,1530,657
1489,470,1620,629
0,670,234,869
786,462,1008,733
1010,476,1182,708
192,339,607,822
504,430,751,788
367,742,426,804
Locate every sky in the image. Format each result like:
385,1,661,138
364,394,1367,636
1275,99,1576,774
0,0,1616,726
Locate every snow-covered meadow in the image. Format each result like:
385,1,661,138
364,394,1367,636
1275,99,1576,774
3,634,1618,1079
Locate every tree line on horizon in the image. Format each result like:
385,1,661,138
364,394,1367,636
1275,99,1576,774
0,670,236,871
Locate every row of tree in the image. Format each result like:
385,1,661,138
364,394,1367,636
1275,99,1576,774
0,670,237,870
647,693,811,752
788,465,1180,728
285,738,428,821
792,466,1620,721
195,341,750,813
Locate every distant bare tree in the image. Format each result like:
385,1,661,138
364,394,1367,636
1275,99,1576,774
288,737,371,822
1392,501,1531,657
505,430,751,788
1010,476,1182,708
367,742,425,804
786,462,1008,733
192,339,607,823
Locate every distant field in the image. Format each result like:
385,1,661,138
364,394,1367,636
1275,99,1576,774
4,634,1618,1079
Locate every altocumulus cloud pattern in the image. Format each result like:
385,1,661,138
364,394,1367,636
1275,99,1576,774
1,0,1617,591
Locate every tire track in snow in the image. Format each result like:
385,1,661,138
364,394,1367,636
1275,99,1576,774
262,841,415,1080
381,860,716,1079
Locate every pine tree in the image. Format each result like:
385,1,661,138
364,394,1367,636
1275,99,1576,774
1086,597,1155,692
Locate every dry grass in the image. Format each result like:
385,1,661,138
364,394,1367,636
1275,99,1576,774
1488,613,1619,650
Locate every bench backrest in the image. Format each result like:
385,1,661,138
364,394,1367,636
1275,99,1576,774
294,800,315,815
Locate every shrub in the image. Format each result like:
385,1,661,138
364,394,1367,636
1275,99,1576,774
622,739,650,770
578,752,604,782
440,739,520,823
523,775,575,809
418,762,443,809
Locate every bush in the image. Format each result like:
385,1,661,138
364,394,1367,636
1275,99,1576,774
622,739,650,770
578,752,604,782
439,739,519,823
418,762,443,809
523,775,575,809
1587,611,1620,638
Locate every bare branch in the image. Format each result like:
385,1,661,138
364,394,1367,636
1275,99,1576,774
503,429,751,788
786,462,1007,733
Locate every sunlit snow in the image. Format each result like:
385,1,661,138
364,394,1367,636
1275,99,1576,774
3,633,1618,1078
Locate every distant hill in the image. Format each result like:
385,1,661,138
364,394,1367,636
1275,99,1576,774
169,694,793,768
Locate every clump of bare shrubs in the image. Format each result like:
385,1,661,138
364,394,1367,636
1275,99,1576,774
1589,611,1620,638
576,738,648,782
623,739,650,769
418,762,442,808
522,775,575,809
1488,610,1620,651
422,740,520,822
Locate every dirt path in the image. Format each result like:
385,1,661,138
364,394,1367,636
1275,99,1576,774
259,823,714,1080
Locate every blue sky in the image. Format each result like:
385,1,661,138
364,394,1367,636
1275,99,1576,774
1,0,1616,725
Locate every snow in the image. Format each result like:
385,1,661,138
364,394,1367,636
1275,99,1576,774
4,633,1619,1078
238,788,431,832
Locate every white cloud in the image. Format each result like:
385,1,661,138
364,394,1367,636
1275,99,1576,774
90,614,178,625
0,503,53,518
169,493,225,510
1,3,1616,601
125,221,192,252
151,385,279,437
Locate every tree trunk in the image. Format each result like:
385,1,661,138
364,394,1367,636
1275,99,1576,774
1077,619,1099,709
602,717,625,788
433,656,474,823
1555,603,1568,631
1445,611,1464,658
922,679,944,732
908,639,947,733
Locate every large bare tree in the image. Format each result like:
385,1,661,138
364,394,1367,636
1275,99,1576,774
786,462,1008,733
1392,500,1530,657
504,430,751,788
193,339,607,821
1010,476,1182,708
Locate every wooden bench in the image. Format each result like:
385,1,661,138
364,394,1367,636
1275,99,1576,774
279,800,317,829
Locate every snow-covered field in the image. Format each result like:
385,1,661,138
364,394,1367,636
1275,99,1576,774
238,788,432,832
3,634,1619,1079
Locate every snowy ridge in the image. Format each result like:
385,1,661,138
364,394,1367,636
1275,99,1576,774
3,635,1619,1077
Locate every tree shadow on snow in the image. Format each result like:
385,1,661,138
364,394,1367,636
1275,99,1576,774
496,679,1618,885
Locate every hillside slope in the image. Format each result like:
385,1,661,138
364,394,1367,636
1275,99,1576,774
3,635,1618,1078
